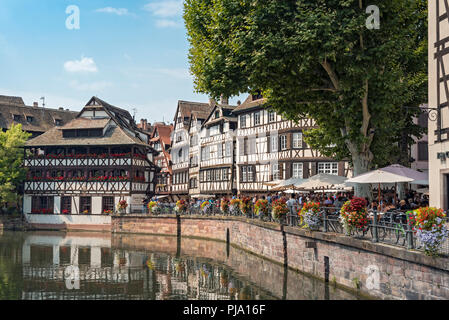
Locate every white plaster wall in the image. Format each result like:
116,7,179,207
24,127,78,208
72,196,80,214
54,196,61,214
24,213,111,226
92,196,102,215
23,195,32,214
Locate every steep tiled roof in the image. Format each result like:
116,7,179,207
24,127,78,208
0,95,77,134
26,123,148,147
25,96,150,148
232,95,267,114
175,101,214,123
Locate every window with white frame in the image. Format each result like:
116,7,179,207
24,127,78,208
280,135,287,150
240,115,247,128
210,125,219,136
241,166,247,182
254,111,260,125
292,163,303,179
247,166,254,182
292,132,303,149
318,162,338,175
272,163,280,180
268,111,276,122
270,135,278,152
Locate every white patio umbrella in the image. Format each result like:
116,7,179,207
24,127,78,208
262,180,282,186
295,173,348,191
191,194,216,199
346,169,414,203
272,177,307,191
380,164,429,185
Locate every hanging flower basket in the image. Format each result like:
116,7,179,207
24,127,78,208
116,200,128,214
229,199,242,215
239,197,253,216
254,199,269,217
339,197,368,236
220,198,230,215
408,207,448,256
147,201,157,214
299,202,321,230
272,199,289,222
175,200,187,214
201,201,212,214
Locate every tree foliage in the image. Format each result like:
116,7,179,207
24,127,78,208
184,0,428,196
0,124,30,208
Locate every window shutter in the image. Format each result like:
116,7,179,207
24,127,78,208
338,162,345,176
311,162,317,176
303,162,310,178
286,133,292,150
285,162,291,179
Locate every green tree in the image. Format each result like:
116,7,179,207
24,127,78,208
0,124,31,211
184,0,427,197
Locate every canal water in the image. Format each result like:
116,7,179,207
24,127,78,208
0,231,366,300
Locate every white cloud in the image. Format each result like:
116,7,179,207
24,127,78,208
144,1,183,18
96,7,130,16
64,57,98,73
156,68,191,80
69,80,112,91
155,19,181,28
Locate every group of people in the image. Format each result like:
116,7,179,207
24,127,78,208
150,188,429,215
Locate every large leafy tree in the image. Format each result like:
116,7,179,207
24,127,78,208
0,124,30,210
184,0,427,197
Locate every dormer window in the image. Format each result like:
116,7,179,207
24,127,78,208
26,116,34,123
215,111,220,119
13,114,21,122
62,128,103,138
55,119,62,126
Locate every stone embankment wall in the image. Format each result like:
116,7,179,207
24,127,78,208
112,215,449,300
0,216,26,231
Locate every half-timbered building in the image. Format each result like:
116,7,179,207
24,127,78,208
188,108,213,197
233,94,349,196
23,96,158,216
149,122,174,198
198,99,237,196
429,0,449,210
170,101,214,199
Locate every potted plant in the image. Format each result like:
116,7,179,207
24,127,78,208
339,197,368,236
272,198,289,222
254,199,269,218
407,207,449,256
299,202,321,230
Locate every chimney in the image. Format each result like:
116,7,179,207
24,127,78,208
33,102,38,107
59,107,64,110
208,97,216,106
219,94,228,105
144,119,148,131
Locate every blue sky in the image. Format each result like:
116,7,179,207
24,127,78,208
0,0,245,123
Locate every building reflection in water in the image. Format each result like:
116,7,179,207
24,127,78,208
0,232,364,300
17,233,274,300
